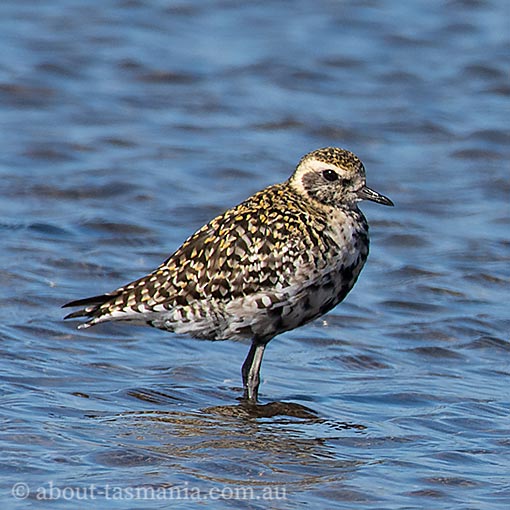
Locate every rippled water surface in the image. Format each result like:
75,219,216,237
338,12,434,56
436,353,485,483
1,1,509,508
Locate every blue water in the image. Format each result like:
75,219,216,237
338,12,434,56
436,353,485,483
1,0,509,508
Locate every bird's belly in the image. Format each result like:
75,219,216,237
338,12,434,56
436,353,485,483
271,262,363,332
218,257,365,341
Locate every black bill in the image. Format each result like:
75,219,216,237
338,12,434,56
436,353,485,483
357,185,394,206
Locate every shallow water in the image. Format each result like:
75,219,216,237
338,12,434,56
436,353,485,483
1,0,509,508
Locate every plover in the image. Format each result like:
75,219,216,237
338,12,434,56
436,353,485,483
63,147,393,402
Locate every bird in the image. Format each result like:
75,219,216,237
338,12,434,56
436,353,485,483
63,147,393,403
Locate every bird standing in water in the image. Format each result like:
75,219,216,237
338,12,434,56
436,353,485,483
63,147,393,402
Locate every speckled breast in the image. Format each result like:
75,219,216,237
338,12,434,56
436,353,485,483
238,207,370,341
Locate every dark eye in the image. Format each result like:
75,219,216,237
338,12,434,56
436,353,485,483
322,169,338,182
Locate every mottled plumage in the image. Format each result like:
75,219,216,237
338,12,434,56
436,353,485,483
64,147,393,401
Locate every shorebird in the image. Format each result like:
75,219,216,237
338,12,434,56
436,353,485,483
63,147,393,402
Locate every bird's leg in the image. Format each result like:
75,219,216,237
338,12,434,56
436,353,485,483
241,339,267,403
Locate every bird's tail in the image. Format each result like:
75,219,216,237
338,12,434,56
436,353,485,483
62,293,119,329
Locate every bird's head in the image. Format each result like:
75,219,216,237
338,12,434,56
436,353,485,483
289,147,394,208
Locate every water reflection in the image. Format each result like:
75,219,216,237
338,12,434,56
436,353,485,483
87,387,366,489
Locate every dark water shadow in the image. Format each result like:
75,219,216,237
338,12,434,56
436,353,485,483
203,400,366,432
121,386,366,429
207,400,320,419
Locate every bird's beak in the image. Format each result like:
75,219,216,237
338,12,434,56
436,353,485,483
357,185,394,206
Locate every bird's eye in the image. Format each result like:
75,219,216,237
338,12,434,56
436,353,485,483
322,169,338,182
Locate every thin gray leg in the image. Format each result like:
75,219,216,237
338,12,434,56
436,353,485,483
241,340,267,402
